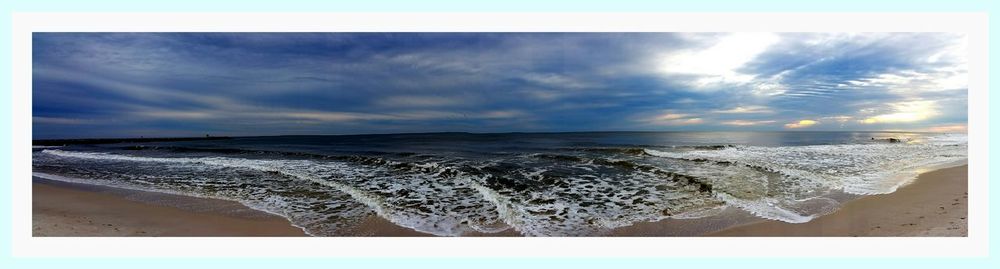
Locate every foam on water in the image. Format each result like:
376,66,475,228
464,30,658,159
32,145,62,149
36,149,724,236
643,140,967,195
33,152,373,236
38,149,500,236
643,136,967,222
33,133,967,235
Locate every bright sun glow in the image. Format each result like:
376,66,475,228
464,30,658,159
660,33,780,88
861,100,939,124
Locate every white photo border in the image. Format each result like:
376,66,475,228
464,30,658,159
11,12,989,258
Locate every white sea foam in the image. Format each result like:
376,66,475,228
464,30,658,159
38,149,722,236
39,149,501,236
644,139,966,195
32,145,62,149
643,134,967,222
35,134,967,235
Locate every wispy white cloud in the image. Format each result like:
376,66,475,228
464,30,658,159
31,33,968,136
822,115,853,123
375,95,470,108
521,73,597,90
33,66,244,110
847,69,967,93
131,107,528,123
712,105,773,114
33,116,95,125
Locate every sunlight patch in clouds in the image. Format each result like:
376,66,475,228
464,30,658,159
925,124,967,133
784,119,819,129
860,100,939,124
660,33,779,89
642,112,705,126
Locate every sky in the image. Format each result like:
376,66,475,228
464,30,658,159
32,33,968,139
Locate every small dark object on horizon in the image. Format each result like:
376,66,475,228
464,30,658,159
33,136,232,146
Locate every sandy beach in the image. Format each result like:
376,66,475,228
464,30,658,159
33,179,306,236
33,165,966,237
709,165,967,236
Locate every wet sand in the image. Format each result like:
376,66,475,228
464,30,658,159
353,215,522,237
33,179,306,236
709,165,967,236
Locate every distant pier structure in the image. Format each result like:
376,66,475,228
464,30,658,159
33,136,232,146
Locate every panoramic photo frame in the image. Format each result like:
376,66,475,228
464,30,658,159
10,12,989,258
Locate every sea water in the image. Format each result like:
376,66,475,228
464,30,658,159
31,131,968,236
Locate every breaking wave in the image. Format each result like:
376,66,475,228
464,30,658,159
32,133,967,235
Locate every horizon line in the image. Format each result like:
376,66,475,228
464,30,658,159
32,129,964,141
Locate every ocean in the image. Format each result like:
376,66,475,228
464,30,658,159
31,131,968,236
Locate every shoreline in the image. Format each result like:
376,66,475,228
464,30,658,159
31,177,502,237
707,164,967,236
33,178,306,236
33,164,967,237
33,136,232,146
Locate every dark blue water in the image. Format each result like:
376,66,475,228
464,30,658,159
32,132,967,236
98,131,920,152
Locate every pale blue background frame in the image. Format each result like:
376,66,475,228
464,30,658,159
0,0,995,268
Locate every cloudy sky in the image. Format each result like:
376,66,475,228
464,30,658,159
32,33,967,139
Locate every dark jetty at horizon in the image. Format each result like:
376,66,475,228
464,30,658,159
33,136,232,146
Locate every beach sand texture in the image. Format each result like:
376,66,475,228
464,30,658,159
710,165,967,236
32,180,306,236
